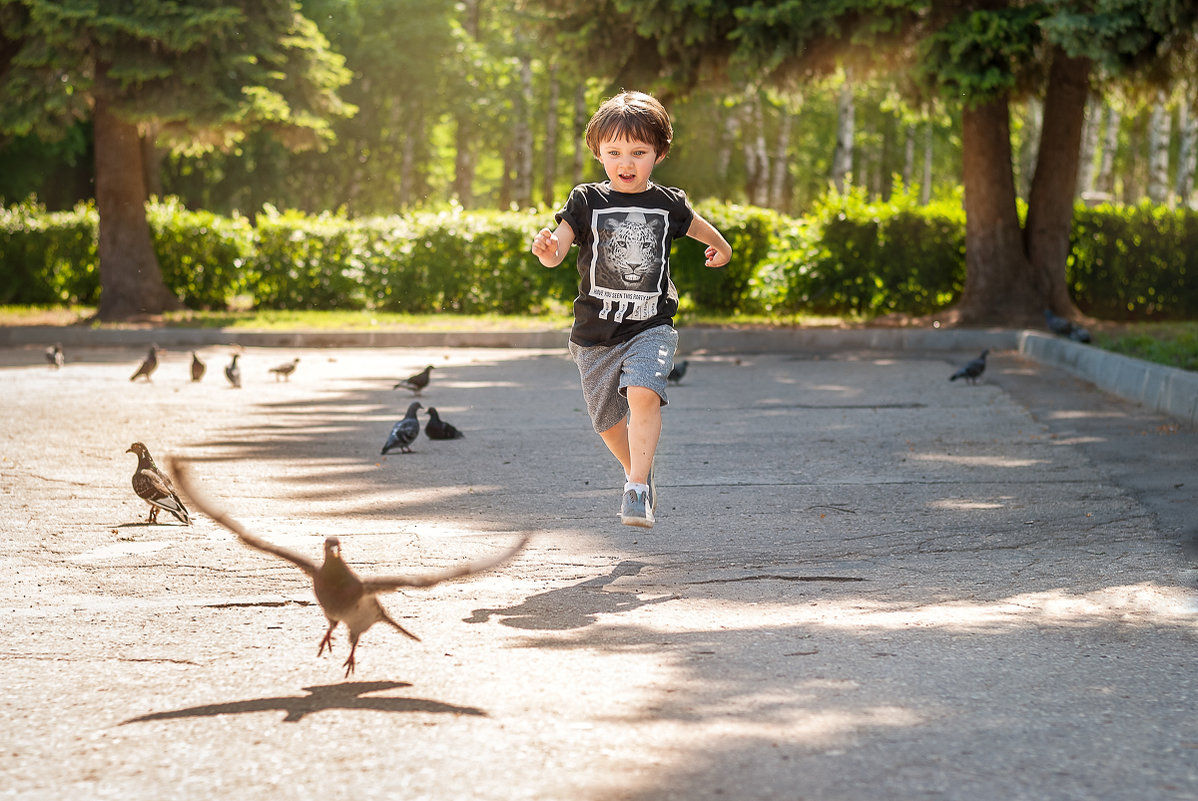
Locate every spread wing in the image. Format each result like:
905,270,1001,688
168,457,319,576
361,533,531,593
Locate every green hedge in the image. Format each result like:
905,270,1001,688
2,193,1196,319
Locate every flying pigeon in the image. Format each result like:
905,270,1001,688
46,343,64,369
394,365,434,394
130,345,162,382
381,401,423,455
225,353,242,388
667,359,688,385
190,352,206,382
425,407,465,440
168,457,530,677
269,357,300,382
126,442,190,525
949,349,989,384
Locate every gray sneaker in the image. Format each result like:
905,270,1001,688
620,487,655,528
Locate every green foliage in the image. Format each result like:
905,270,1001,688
764,186,966,316
918,6,1044,104
147,197,255,310
670,201,784,313
0,198,98,304
1069,202,1198,320
5,195,1198,321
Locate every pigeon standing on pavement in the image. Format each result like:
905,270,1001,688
394,365,434,394
425,407,465,440
667,359,688,385
225,353,242,388
190,352,206,382
168,457,530,677
381,402,423,455
46,343,65,369
269,357,300,382
126,442,190,525
949,349,989,384
130,345,162,382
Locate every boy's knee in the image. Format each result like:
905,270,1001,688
626,385,663,408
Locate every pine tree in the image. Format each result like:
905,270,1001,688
0,0,354,319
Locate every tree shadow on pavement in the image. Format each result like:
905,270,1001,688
121,680,486,725
463,560,679,630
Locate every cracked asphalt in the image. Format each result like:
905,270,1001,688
1,340,1196,801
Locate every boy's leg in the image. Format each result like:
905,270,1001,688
598,416,632,480
624,386,661,485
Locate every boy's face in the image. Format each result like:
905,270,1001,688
597,137,664,194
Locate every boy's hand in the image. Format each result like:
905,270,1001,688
531,227,559,265
704,243,731,268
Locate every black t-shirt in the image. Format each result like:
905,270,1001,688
555,181,695,347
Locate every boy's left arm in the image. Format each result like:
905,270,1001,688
686,214,732,268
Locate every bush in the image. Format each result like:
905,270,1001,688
148,197,254,309
0,198,98,304
1069,202,1198,320
670,201,784,313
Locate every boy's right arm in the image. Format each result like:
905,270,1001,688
531,221,575,268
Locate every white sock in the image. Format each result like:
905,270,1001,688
624,481,650,494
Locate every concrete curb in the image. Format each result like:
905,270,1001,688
3,324,1194,426
1018,330,1198,428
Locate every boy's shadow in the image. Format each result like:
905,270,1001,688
122,681,485,725
464,560,677,631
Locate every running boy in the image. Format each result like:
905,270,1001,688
531,90,732,528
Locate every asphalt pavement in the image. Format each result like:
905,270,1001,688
1,332,1195,801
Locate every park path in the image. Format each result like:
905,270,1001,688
0,342,1195,800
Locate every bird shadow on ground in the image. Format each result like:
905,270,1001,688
463,560,678,630
121,680,486,725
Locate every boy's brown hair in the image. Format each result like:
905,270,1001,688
584,91,673,159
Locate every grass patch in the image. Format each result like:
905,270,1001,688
1092,322,1198,372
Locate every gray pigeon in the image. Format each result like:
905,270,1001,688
425,407,465,440
46,343,64,369
667,359,688,385
394,365,434,394
381,401,423,455
126,442,190,525
225,353,242,388
950,349,989,384
1044,309,1091,343
130,345,162,382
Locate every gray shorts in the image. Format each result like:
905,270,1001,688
569,325,679,433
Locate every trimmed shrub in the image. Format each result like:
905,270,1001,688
148,197,254,309
0,198,98,304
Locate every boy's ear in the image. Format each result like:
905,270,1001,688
655,152,667,165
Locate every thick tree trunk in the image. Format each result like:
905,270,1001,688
953,95,1042,326
94,90,181,320
1025,50,1091,319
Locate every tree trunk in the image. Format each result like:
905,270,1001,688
573,84,587,186
920,122,933,205
94,89,181,320
1177,89,1197,206
1147,89,1171,204
512,54,534,209
1096,103,1120,195
140,124,164,201
770,104,792,211
742,94,769,206
453,118,477,209
1076,95,1099,197
831,72,854,192
902,123,916,188
953,95,1041,325
715,102,739,185
542,76,559,207
1025,50,1091,319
